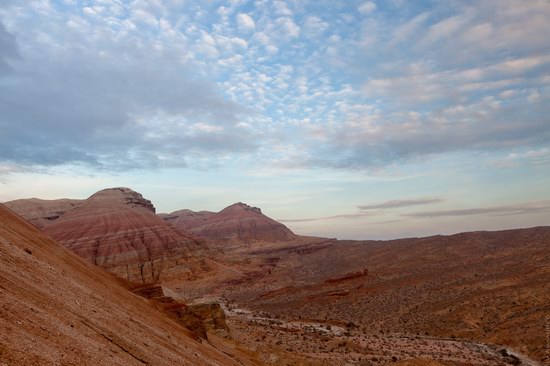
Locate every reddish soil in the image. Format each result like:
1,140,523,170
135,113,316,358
41,188,210,283
0,203,259,365
170,228,549,365
4,189,548,365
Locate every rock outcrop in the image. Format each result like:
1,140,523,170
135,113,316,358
43,187,207,283
0,203,253,365
3,197,82,228
187,303,230,338
162,202,295,242
167,303,231,340
324,268,368,284
131,284,231,340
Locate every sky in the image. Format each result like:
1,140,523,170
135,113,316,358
0,0,549,239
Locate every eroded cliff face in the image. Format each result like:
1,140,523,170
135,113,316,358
43,188,207,283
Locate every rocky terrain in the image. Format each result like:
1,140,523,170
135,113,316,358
226,306,532,365
161,202,296,243
4,188,549,365
0,203,258,365
169,228,549,365
40,188,210,283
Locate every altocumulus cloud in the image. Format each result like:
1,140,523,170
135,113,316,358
0,1,549,175
0,5,256,171
286,0,550,170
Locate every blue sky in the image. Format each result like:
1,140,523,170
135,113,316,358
1,0,549,239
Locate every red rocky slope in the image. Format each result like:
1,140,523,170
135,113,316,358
0,203,256,365
43,188,207,283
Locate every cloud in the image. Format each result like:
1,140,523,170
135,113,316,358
303,16,328,37
130,8,159,28
358,197,444,210
0,163,38,182
413,1,550,66
358,2,377,15
389,12,430,46
279,196,444,223
273,1,292,16
404,200,550,218
279,212,372,223
0,20,20,75
274,17,300,39
292,91,550,170
417,15,466,48
362,55,550,106
236,13,255,32
490,148,550,168
1,0,549,178
0,5,256,171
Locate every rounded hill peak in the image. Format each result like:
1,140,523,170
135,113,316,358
223,202,262,215
88,187,156,213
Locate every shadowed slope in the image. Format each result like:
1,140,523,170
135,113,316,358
0,204,256,365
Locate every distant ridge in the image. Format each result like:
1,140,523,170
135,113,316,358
4,197,82,228
162,202,296,242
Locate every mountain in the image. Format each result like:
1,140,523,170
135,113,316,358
42,188,208,283
0,203,255,365
162,202,295,242
3,197,82,228
159,209,216,231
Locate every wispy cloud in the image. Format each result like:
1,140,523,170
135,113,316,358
490,148,550,169
405,200,550,218
279,212,372,223
358,197,444,210
279,196,444,222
